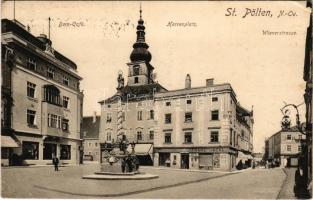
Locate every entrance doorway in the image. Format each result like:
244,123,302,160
181,153,189,169
159,153,170,167
43,143,57,160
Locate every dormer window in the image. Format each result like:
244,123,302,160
133,65,140,76
47,68,55,79
63,76,69,86
27,58,36,70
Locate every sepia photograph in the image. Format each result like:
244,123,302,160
1,0,312,199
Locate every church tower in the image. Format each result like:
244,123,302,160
127,6,154,86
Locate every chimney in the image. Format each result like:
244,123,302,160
93,111,97,123
185,74,191,89
206,78,214,87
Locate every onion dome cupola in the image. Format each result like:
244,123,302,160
130,6,152,63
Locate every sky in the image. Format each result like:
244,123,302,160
2,1,311,152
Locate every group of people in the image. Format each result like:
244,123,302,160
264,160,280,169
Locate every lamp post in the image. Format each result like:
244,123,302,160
280,103,303,132
281,102,309,191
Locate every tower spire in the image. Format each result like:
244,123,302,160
129,3,152,63
48,17,51,40
140,3,142,19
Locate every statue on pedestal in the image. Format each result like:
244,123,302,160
117,70,124,91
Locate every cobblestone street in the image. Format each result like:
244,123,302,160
2,164,291,199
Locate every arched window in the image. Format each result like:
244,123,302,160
44,85,61,105
133,65,140,76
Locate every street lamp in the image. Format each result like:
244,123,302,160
281,102,309,189
280,103,305,134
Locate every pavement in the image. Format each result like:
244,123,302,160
1,164,291,199
278,167,311,199
278,168,296,199
125,167,286,199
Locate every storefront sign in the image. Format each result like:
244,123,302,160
156,147,237,154
190,147,224,153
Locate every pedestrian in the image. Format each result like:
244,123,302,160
236,160,243,170
265,160,268,169
52,156,59,171
272,160,275,168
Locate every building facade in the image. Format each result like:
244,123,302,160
265,126,305,167
153,78,254,171
1,19,83,165
99,9,253,171
82,114,100,162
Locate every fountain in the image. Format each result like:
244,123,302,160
82,134,159,180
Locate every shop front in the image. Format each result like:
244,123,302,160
127,143,153,166
237,151,253,168
154,146,238,171
1,135,20,166
10,133,79,165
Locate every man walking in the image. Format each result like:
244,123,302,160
52,156,59,171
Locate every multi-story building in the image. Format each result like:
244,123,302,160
153,76,254,171
265,125,305,167
99,9,253,171
82,113,100,162
1,19,83,165
1,27,20,166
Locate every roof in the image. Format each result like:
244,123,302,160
155,83,236,100
100,83,167,104
267,123,306,140
236,104,252,117
2,19,77,70
82,116,100,139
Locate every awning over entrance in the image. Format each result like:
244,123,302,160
127,143,153,156
237,151,253,163
1,136,19,148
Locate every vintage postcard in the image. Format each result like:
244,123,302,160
1,0,312,199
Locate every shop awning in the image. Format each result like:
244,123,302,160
127,144,153,156
237,151,253,161
1,136,19,148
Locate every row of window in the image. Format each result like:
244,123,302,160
27,58,70,86
164,97,218,107
163,131,219,144
86,142,98,148
106,110,219,124
286,134,302,140
106,110,155,123
104,131,219,143
104,131,154,141
286,145,302,152
27,82,70,109
164,111,219,124
47,113,69,131
26,109,69,131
